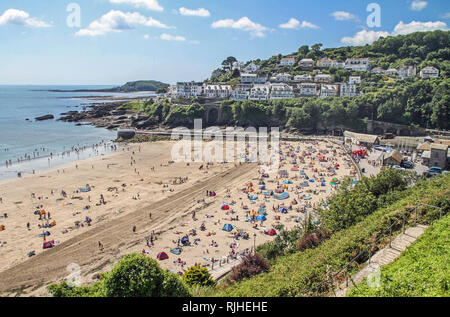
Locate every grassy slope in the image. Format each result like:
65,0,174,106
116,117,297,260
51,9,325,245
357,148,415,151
212,175,450,297
347,214,450,297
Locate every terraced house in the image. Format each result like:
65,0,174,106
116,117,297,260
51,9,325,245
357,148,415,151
270,83,295,100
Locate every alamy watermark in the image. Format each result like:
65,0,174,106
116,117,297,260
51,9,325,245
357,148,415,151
170,119,280,173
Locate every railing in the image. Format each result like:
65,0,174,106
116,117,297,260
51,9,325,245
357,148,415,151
309,202,444,296
208,247,254,280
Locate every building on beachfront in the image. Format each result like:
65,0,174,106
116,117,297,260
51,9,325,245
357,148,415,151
344,131,381,147
294,74,313,82
345,58,371,72
243,62,260,73
317,57,336,68
382,150,404,166
422,144,449,170
176,81,204,98
204,84,232,99
298,83,318,96
271,73,292,82
240,73,267,84
320,84,339,97
249,84,270,100
269,83,295,100
299,58,314,69
420,66,440,79
280,56,296,67
348,76,362,85
230,84,251,101
314,74,333,83
339,83,358,97
398,66,416,79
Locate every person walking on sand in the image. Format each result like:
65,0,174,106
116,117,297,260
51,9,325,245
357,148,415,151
98,241,104,251
133,225,137,233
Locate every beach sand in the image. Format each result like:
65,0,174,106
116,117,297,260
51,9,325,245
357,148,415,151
0,139,356,296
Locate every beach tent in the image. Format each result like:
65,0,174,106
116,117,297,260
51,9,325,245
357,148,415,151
284,180,292,184
257,215,267,221
157,252,169,261
249,195,258,201
170,248,182,255
267,229,277,236
274,192,290,200
222,224,234,232
221,203,230,210
43,241,54,249
280,207,288,214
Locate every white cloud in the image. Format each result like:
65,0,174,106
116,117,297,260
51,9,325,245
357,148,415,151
410,1,428,11
160,33,186,41
341,29,390,45
179,7,210,17
300,21,319,29
0,8,51,28
211,17,267,38
75,10,171,36
392,20,448,35
331,11,358,21
110,0,163,11
280,18,300,29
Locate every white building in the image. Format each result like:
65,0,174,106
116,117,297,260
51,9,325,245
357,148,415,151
243,62,260,73
298,83,318,96
371,67,385,75
345,58,371,72
299,58,314,69
270,83,295,100
272,73,292,82
231,84,251,101
316,58,335,68
294,74,313,82
332,61,345,68
232,61,244,71
204,85,232,98
340,83,358,97
385,68,398,77
249,84,270,100
348,76,361,85
176,81,204,98
240,73,267,84
280,57,296,67
398,66,416,79
314,74,333,83
420,66,439,79
320,84,339,97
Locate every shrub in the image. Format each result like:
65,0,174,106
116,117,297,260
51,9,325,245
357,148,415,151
298,229,331,252
227,253,270,283
182,266,216,288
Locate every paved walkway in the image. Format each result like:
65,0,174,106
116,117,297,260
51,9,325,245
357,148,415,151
334,224,428,297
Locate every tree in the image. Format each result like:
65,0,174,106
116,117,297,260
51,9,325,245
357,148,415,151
222,56,237,71
103,253,190,297
182,266,216,287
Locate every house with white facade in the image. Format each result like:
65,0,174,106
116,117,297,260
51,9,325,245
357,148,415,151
249,84,270,101
345,58,371,71
272,73,292,82
340,83,358,97
420,66,439,79
294,74,313,82
204,85,232,98
385,68,399,77
270,83,295,100
298,83,318,97
299,58,314,69
398,66,416,79
231,84,251,101
317,58,335,68
280,57,296,67
371,67,385,75
320,84,339,97
232,61,244,71
314,74,333,83
348,76,361,85
240,73,267,84
176,82,204,98
332,61,345,68
243,62,260,73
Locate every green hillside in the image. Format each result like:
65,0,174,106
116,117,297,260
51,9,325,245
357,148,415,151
110,80,169,92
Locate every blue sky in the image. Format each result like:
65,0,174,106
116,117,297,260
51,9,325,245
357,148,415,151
0,0,449,85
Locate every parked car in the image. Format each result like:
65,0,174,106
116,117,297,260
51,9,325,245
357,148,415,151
392,165,406,171
400,160,414,169
424,167,442,178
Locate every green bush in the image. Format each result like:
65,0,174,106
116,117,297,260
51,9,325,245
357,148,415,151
182,266,216,288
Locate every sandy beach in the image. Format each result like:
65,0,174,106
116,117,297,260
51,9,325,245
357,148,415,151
0,139,356,296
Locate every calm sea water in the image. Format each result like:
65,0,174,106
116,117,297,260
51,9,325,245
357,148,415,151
0,85,153,180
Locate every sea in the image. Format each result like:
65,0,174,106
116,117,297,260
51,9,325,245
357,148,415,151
0,85,155,181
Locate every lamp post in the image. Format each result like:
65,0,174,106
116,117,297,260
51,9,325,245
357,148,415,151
253,233,257,254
